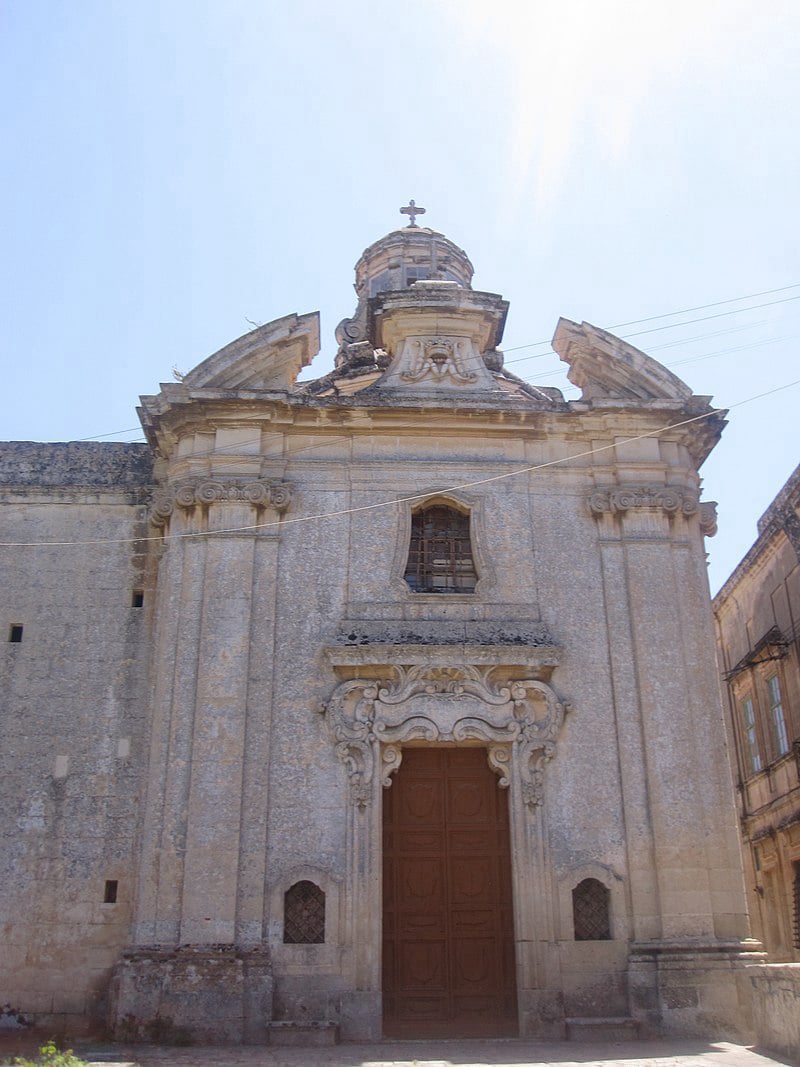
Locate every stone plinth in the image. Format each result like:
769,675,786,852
108,947,273,1045
629,941,765,1041
746,963,800,1061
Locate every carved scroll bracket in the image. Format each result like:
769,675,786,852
322,666,571,813
149,478,293,528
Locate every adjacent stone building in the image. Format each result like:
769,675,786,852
0,213,761,1043
714,463,800,962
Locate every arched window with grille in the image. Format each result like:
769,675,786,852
283,880,325,944
572,878,611,941
404,503,477,593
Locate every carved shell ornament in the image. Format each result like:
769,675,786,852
322,665,571,812
400,337,478,384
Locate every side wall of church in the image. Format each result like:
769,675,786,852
0,444,153,1031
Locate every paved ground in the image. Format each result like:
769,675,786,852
1,1037,793,1067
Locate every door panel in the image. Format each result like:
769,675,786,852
382,747,517,1037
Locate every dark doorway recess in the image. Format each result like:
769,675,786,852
382,747,518,1038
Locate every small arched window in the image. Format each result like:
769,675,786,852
284,880,325,944
404,504,476,593
572,878,611,941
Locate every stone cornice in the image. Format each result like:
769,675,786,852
325,643,560,674
715,463,800,605
368,286,509,355
0,484,153,505
553,318,694,402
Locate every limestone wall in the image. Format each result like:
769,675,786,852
0,442,153,1031
747,963,800,1060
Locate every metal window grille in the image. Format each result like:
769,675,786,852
283,880,325,944
573,878,611,941
741,697,762,773
766,675,790,757
404,506,476,593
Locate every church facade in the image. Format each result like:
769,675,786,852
0,216,761,1043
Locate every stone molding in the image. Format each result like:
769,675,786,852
150,478,292,526
322,665,570,811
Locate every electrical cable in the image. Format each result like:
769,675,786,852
23,327,797,483
58,283,800,443
503,292,800,364
3,375,798,549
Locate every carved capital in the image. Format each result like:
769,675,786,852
587,484,700,519
149,479,293,527
324,666,570,812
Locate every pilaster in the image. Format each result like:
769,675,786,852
112,476,290,1039
589,482,758,1034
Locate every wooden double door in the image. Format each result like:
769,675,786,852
382,747,518,1037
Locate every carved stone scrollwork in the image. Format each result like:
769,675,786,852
322,666,570,812
149,490,176,527
699,500,718,538
487,743,512,789
149,479,293,527
381,744,403,788
587,484,700,518
335,312,367,350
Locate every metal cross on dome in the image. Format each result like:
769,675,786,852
400,200,426,228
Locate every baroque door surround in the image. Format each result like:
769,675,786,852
321,638,570,1037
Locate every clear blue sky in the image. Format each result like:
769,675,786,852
2,1,798,592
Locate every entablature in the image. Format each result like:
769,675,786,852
138,372,723,482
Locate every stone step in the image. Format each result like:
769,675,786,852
566,1016,640,1042
267,1021,339,1047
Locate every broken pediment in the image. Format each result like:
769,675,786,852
181,312,319,391
552,318,693,402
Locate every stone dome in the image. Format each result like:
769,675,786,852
353,227,474,299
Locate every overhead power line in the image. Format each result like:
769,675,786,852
30,327,799,475
3,375,799,550
62,282,799,444
503,286,800,362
